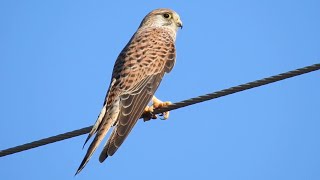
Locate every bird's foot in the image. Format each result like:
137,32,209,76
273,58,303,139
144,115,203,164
142,96,172,121
142,105,157,122
152,96,172,120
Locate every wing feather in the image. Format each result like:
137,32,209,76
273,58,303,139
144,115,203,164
99,72,164,162
97,29,176,162
76,9,180,175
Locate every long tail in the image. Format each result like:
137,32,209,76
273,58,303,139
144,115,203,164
82,105,107,148
75,116,114,175
75,100,119,175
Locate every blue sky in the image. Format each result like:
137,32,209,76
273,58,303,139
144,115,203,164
1,0,319,179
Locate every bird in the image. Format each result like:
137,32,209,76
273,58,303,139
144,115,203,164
75,8,183,175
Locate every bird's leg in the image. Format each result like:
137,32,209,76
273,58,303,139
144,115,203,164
142,96,172,121
151,96,172,120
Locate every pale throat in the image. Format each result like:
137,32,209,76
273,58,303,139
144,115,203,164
161,26,177,42
140,18,177,39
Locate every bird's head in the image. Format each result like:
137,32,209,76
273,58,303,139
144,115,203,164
139,8,183,32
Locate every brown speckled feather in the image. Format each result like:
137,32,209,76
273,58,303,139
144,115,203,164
76,8,182,175
99,27,176,161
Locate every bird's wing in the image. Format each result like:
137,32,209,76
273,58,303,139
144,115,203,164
76,28,176,174
99,28,176,162
98,72,163,162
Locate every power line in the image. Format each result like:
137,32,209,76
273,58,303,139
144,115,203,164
0,63,319,158
153,63,320,113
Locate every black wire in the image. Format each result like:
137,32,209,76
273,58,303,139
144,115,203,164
0,63,319,158
154,63,320,113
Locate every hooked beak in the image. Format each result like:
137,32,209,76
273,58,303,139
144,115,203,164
176,19,183,29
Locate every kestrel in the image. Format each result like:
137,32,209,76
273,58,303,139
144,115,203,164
76,8,182,174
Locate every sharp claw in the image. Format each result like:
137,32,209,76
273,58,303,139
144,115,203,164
164,111,170,119
160,111,170,120
144,97,172,121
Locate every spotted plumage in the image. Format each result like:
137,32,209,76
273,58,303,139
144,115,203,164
76,8,182,175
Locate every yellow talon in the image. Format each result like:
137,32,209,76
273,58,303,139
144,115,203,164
142,96,172,121
151,96,172,120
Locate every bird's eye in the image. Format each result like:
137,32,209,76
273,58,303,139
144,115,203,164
163,13,171,19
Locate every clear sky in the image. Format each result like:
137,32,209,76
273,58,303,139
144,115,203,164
1,0,319,179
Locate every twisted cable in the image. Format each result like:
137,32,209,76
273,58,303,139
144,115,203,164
1,63,319,157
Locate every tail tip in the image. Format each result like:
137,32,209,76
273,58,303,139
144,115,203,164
99,153,108,163
74,169,81,176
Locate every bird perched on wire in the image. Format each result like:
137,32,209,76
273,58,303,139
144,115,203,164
76,8,183,175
